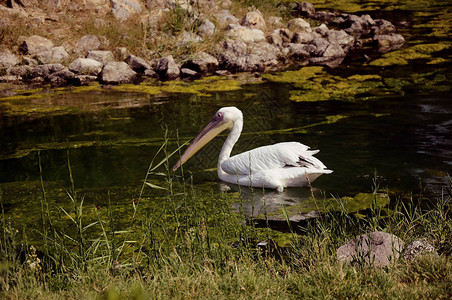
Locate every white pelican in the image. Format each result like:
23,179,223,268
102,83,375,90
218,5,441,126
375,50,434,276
173,107,332,192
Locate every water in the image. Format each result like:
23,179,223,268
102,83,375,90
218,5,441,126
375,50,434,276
0,3,451,220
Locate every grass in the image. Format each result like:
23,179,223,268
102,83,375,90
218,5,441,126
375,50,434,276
0,131,451,299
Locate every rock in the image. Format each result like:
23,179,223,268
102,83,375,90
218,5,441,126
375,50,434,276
314,23,329,36
372,19,396,35
403,240,437,261
7,65,32,77
292,31,314,44
297,1,316,17
226,24,266,44
241,9,266,31
111,0,143,21
144,69,158,78
19,35,54,55
31,63,65,78
288,43,311,59
0,49,20,68
337,231,404,267
182,52,218,73
125,54,151,72
214,9,240,29
86,50,115,64
22,57,38,66
35,46,69,64
155,55,180,80
323,43,346,57
248,42,281,62
374,33,405,53
48,68,75,86
287,18,312,33
326,30,355,49
223,54,265,73
0,75,22,82
68,58,103,75
77,35,101,51
180,68,198,78
267,29,293,47
100,61,137,83
309,56,344,68
74,75,98,85
115,47,129,61
312,37,329,56
197,19,215,37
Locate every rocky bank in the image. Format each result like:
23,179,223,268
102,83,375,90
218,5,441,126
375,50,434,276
0,0,405,86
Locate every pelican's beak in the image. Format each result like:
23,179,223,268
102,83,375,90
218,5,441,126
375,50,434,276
173,114,232,171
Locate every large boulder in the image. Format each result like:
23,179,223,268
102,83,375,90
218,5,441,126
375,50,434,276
125,54,151,72
287,18,312,33
155,55,180,80
241,9,266,31
68,58,103,75
226,24,265,44
100,61,137,83
31,63,65,78
35,46,69,64
374,33,405,53
86,50,115,64
403,239,437,261
182,52,218,73
19,35,54,55
111,0,143,21
48,68,75,86
0,49,20,68
214,9,240,29
337,231,404,267
77,35,101,51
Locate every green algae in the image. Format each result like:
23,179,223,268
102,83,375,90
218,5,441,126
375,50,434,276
271,192,390,221
370,43,450,67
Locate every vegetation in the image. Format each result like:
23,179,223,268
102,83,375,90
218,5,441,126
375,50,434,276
1,139,451,299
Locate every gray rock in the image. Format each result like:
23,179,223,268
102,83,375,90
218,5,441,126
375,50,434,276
68,58,103,75
337,231,404,267
374,33,405,53
372,19,396,35
312,37,329,56
115,47,129,61
292,31,314,44
183,52,218,73
326,30,355,49
22,57,38,67
155,55,180,80
226,24,266,44
144,69,158,78
287,18,312,33
0,49,20,68
31,63,65,78
0,75,22,82
77,35,101,51
288,43,311,59
74,75,98,85
7,65,33,77
35,46,69,64
100,61,137,83
314,23,329,36
48,68,75,86
267,29,293,47
403,240,437,261
223,54,265,73
241,9,266,31
197,19,216,37
19,35,54,55
111,0,143,21
214,9,240,28
125,55,151,72
297,1,316,17
180,68,198,77
322,43,346,57
86,50,115,64
309,56,345,68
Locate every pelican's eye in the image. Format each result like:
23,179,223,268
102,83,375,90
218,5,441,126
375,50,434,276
215,112,223,120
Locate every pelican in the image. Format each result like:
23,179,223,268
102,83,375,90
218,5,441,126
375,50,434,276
173,107,332,192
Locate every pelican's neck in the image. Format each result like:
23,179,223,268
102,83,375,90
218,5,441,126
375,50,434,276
218,118,242,175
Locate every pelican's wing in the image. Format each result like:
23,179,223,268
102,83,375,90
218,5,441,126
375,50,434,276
221,142,328,175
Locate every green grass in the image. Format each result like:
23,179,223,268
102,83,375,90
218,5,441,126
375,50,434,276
0,138,451,299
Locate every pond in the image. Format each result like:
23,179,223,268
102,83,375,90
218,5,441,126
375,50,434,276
0,2,451,226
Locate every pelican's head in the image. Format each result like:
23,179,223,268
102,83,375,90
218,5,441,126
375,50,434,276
173,107,243,171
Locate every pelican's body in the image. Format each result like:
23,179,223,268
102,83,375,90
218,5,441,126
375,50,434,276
173,107,332,192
